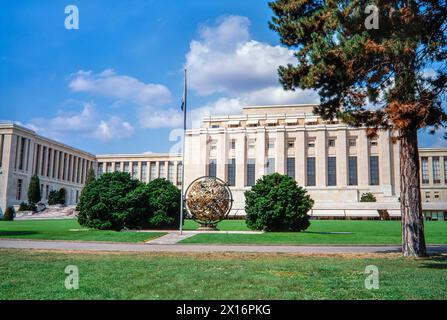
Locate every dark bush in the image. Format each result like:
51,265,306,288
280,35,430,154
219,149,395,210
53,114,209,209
19,202,37,212
360,192,377,202
3,206,15,221
77,172,144,230
48,189,65,205
146,178,181,228
245,173,314,232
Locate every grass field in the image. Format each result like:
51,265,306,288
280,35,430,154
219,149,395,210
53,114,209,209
181,220,447,245
0,249,446,299
1,219,446,245
0,219,164,243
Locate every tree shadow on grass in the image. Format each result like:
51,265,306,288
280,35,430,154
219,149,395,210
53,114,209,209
0,231,38,237
419,254,447,270
303,231,355,235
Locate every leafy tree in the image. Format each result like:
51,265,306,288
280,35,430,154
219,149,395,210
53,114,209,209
360,192,377,202
245,173,314,231
146,178,181,228
27,175,41,204
77,172,144,230
3,206,15,221
76,166,96,211
269,0,447,257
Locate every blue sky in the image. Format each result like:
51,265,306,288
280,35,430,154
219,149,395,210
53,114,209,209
0,0,443,154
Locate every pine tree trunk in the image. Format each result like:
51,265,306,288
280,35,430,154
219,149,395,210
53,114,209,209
400,129,427,257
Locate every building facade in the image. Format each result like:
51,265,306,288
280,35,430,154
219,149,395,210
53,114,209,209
1,104,446,219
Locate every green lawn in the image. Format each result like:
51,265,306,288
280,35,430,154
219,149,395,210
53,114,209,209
0,219,164,243
0,249,446,299
181,220,447,245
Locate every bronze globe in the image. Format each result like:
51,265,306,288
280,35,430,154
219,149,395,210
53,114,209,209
185,176,233,230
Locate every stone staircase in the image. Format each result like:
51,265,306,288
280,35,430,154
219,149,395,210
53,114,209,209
15,205,78,220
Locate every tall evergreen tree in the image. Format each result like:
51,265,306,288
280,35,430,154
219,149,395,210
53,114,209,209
27,174,41,204
85,166,96,186
269,0,447,257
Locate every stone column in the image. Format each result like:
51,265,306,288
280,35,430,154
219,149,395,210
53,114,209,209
217,131,227,180
295,130,306,186
276,129,286,174
379,129,392,195
336,129,348,187
256,128,266,180
357,130,369,186
315,130,327,187
235,131,246,187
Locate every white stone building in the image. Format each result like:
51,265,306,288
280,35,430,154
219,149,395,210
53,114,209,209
1,104,446,220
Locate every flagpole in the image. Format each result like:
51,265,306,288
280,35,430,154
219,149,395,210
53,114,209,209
179,69,187,235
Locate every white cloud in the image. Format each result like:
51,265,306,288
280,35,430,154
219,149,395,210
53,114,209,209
93,117,134,141
183,15,319,123
137,106,183,129
69,69,171,106
26,102,134,141
185,15,297,96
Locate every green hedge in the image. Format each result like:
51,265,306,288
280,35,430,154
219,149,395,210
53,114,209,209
77,172,180,231
245,173,314,232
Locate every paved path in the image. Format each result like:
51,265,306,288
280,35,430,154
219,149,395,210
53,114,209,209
1,239,446,254
144,230,264,244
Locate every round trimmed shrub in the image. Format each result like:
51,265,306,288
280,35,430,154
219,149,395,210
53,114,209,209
77,172,143,230
360,192,377,202
244,173,314,232
3,206,15,221
146,178,181,228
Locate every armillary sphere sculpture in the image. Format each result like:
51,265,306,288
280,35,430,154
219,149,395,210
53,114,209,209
184,176,233,230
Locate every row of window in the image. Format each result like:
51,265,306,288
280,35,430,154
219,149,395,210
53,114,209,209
421,156,447,184
209,137,377,155
97,161,183,185
13,136,92,185
15,179,79,203
208,156,380,187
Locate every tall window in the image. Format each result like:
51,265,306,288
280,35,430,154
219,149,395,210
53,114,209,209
19,137,26,170
46,148,52,177
159,162,165,178
97,163,104,177
150,162,156,181
168,162,175,182
177,162,183,186
106,162,112,174
287,157,295,179
16,179,23,200
327,157,337,186
432,157,440,184
40,146,46,176
141,162,147,181
115,162,121,172
348,156,358,186
230,140,236,149
0,134,4,168
444,157,447,184
369,156,380,185
132,162,139,179
421,157,429,184
306,157,316,186
52,150,58,179
123,162,130,174
247,158,256,186
227,159,236,186
208,159,217,177
266,158,275,174
35,144,41,175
